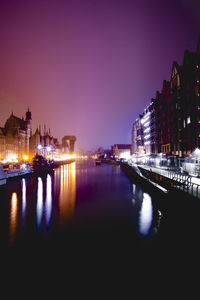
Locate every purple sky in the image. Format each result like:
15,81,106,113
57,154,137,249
0,0,199,152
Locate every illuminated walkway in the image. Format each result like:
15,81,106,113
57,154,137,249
132,163,200,198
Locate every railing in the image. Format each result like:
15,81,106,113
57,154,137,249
168,171,192,185
166,170,200,198
176,181,200,198
136,163,200,198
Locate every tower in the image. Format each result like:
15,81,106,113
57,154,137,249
26,107,32,123
62,136,76,153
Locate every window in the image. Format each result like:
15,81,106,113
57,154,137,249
183,120,186,128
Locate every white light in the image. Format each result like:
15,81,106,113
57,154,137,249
37,144,42,150
193,148,200,157
46,146,51,152
138,193,153,236
119,151,131,160
143,121,150,127
144,127,150,133
144,134,150,139
144,141,150,145
36,177,43,229
141,113,150,124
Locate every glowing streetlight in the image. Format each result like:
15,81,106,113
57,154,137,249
193,148,200,157
22,154,29,161
46,146,51,152
37,144,42,150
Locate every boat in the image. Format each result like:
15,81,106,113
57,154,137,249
0,165,7,186
5,163,33,181
32,154,54,174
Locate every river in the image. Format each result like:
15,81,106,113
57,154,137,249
0,159,163,250
0,159,199,294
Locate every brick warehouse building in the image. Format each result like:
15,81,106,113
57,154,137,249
132,38,200,158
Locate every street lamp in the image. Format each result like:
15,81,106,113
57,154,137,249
46,146,51,152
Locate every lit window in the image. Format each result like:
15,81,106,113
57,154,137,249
183,120,186,128
187,116,191,124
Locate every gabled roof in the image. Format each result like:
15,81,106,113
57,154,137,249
4,113,27,132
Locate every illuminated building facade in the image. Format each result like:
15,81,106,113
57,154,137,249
132,106,152,156
113,144,131,160
0,109,61,162
0,109,32,161
131,38,200,158
30,126,60,157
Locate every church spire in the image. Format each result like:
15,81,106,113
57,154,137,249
26,107,32,121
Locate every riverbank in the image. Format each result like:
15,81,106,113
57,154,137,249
101,160,198,212
0,158,76,187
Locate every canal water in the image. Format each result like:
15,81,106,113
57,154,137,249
1,159,200,295
0,159,163,251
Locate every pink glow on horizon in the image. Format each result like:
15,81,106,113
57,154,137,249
0,0,199,151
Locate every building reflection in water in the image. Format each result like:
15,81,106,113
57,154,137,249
138,193,153,236
132,184,136,204
59,162,76,227
22,178,26,221
132,183,143,205
10,192,18,245
45,174,52,230
36,177,43,230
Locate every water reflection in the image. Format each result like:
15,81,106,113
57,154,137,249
132,184,136,204
59,162,76,227
22,178,26,221
138,193,153,236
36,177,43,230
45,174,52,230
10,192,18,245
4,161,164,249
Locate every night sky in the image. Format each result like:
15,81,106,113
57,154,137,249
0,0,199,152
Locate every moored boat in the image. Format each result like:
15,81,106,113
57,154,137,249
5,163,33,181
32,154,54,174
0,165,7,186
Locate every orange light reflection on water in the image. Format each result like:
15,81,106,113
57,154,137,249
59,162,76,227
10,192,18,245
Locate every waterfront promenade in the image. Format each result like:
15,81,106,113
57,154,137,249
133,163,200,199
